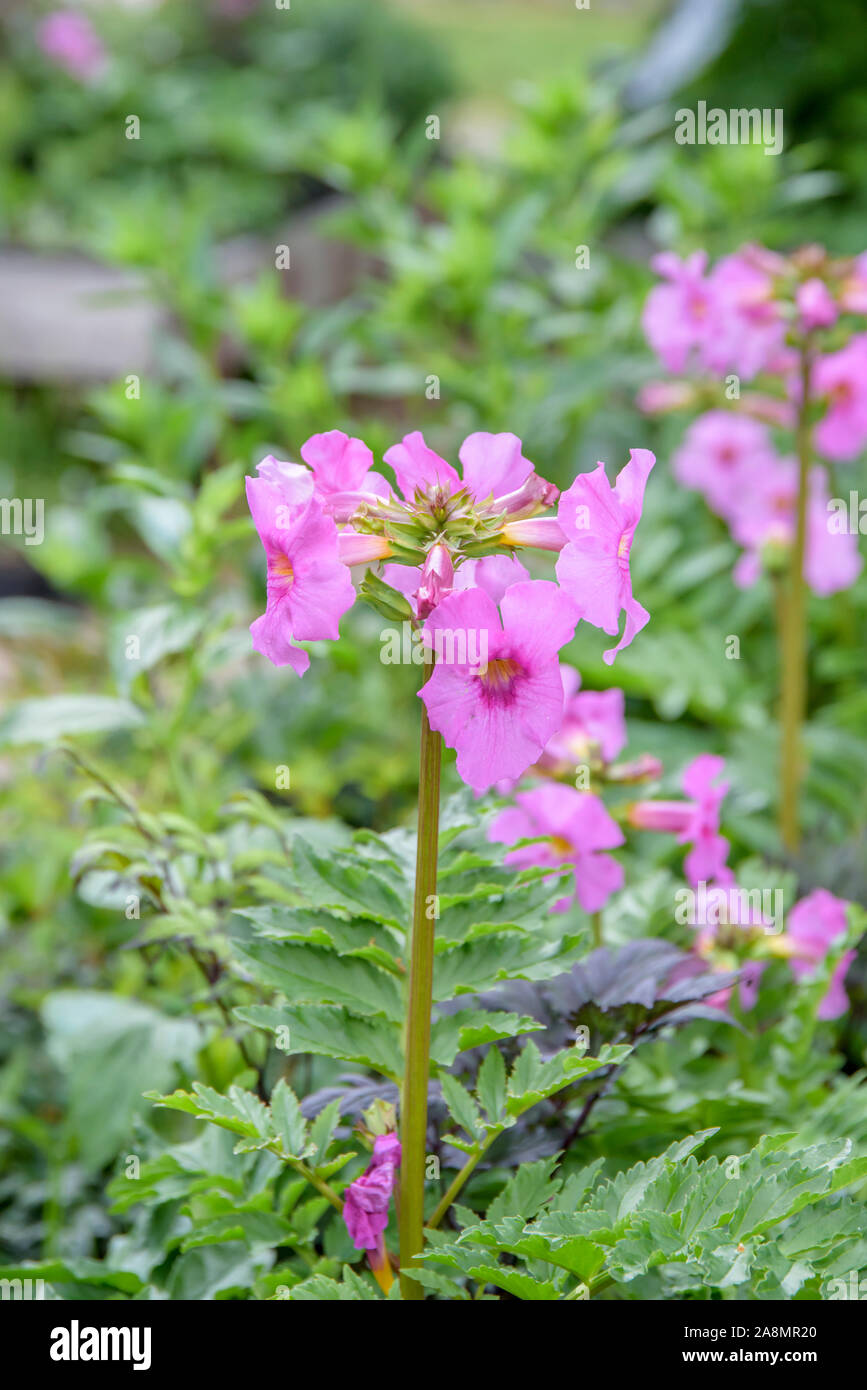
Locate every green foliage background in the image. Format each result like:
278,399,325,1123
1,0,866,1300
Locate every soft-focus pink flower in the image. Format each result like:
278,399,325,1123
729,462,862,596
636,380,698,415
539,666,626,771
805,468,863,596
343,1133,401,1253
702,251,785,381
796,278,838,330
419,581,578,793
38,11,106,82
813,336,867,462
556,450,655,665
642,251,712,374
488,782,624,914
246,477,355,675
787,889,856,1020
672,411,777,520
680,754,733,886
628,753,732,887
841,253,867,314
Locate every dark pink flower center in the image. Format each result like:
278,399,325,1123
476,656,524,701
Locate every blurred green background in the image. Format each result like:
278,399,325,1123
1,0,867,1280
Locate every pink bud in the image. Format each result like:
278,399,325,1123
416,543,454,618
627,799,695,834
499,517,567,551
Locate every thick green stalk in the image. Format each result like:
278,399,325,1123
779,346,812,852
398,685,442,1299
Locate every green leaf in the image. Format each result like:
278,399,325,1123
308,1098,343,1166
0,695,145,746
236,1004,402,1080
439,1073,482,1141
476,1046,507,1125
42,992,199,1169
429,1010,544,1067
230,921,403,1020
270,1079,308,1158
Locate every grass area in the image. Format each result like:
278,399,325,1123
389,0,663,99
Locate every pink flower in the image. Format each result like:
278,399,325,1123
383,431,461,500
299,431,390,507
636,380,697,415
813,335,867,461
787,889,856,1020
488,783,624,914
246,476,355,675
555,449,655,665
841,253,867,314
419,581,578,793
729,462,862,596
628,753,732,887
382,553,530,619
539,667,626,772
680,754,733,886
343,1133,401,1263
673,411,778,520
382,430,557,515
642,251,712,374
457,432,535,503
805,468,863,596
796,278,838,330
702,250,785,381
37,11,106,82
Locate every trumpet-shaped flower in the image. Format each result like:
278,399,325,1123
246,476,355,675
813,335,867,461
628,753,732,887
539,667,626,772
672,412,777,520
488,782,624,914
555,450,655,665
642,251,712,374
419,581,578,793
787,889,856,1020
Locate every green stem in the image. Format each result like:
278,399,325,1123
427,1128,500,1231
292,1159,344,1213
591,910,603,948
398,690,442,1299
779,344,812,852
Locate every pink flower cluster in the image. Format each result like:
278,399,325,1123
643,243,867,596
672,413,862,594
37,11,106,82
246,431,655,794
696,888,856,1021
